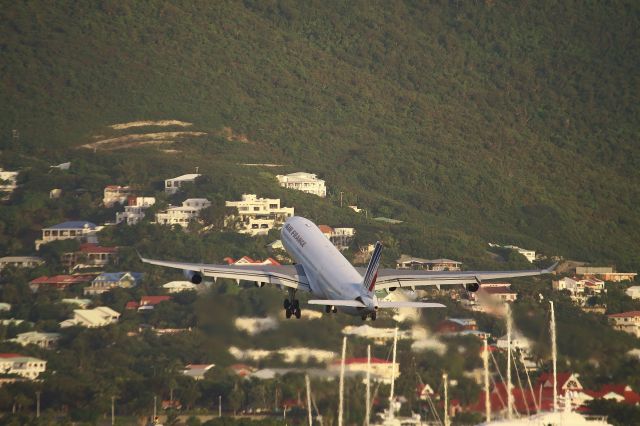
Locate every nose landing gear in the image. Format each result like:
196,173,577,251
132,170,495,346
325,305,338,314
361,312,377,321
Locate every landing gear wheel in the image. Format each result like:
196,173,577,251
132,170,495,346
293,300,300,310
284,299,291,310
371,312,377,321
325,305,331,313
285,308,292,319
332,306,338,313
295,308,301,319
361,314,368,321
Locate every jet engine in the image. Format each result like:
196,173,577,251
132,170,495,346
183,270,203,284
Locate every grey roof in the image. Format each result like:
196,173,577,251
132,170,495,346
46,221,97,230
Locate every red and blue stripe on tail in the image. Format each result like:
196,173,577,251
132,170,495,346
363,241,383,293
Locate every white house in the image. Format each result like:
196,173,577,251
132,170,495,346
163,281,199,293
396,255,462,271
0,256,44,271
0,169,19,198
165,173,201,195
61,298,92,309
499,244,536,263
626,286,640,300
342,325,412,345
276,172,327,197
103,185,132,207
155,198,211,228
59,306,120,328
317,225,356,251
608,311,640,338
115,196,156,225
12,331,61,349
329,357,398,384
0,353,47,379
553,276,605,304
36,221,100,250
182,363,215,380
225,194,294,236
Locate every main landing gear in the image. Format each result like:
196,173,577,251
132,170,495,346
284,289,301,319
361,312,377,321
325,305,338,314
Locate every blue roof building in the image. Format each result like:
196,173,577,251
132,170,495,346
84,272,143,296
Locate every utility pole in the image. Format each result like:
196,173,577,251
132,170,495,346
443,373,449,426
111,396,115,425
366,345,371,426
305,375,313,426
507,304,513,419
218,395,222,417
339,191,344,208
483,339,490,422
36,391,41,418
153,395,157,422
338,336,347,426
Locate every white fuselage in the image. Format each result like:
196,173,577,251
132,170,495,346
281,216,375,315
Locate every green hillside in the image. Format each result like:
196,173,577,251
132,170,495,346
1,1,639,268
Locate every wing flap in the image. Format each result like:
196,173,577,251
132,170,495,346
373,263,557,291
140,256,310,291
377,301,446,308
307,299,366,307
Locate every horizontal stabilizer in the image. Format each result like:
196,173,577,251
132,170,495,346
377,301,446,309
308,299,366,307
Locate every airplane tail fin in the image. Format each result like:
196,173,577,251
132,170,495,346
363,241,383,293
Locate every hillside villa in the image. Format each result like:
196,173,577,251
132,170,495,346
396,255,462,271
35,221,101,250
29,274,96,292
576,266,637,282
83,272,143,296
225,194,294,236
11,331,61,349
0,353,47,380
62,243,118,270
103,185,132,207
318,225,356,251
165,173,201,194
276,172,327,197
60,306,120,328
0,256,44,271
155,198,211,228
608,311,640,338
115,196,156,225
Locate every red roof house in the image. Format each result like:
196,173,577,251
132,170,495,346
29,274,96,291
138,296,172,310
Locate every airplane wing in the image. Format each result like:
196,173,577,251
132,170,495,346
372,262,557,291
139,256,311,292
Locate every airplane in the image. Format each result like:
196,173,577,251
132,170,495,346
140,216,557,320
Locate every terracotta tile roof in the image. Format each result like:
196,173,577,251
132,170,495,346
608,311,640,318
140,296,171,306
30,274,96,285
80,243,118,254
